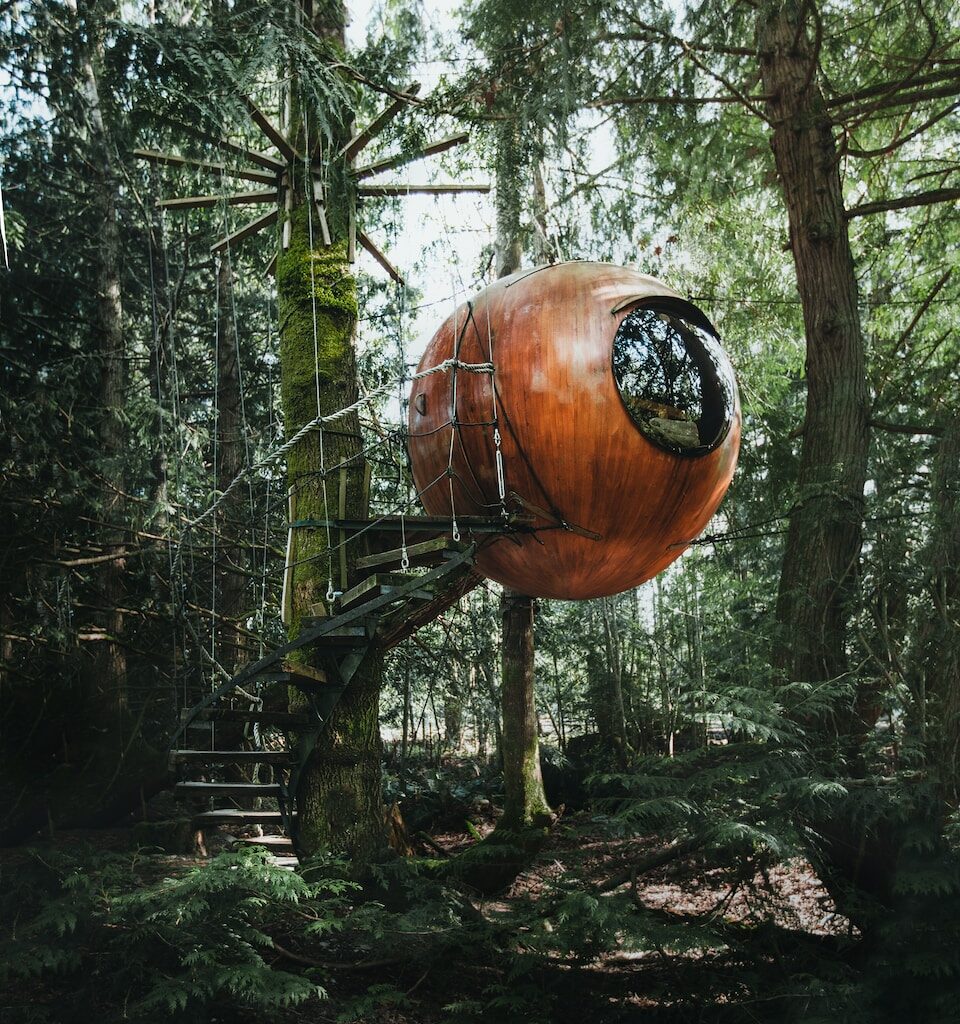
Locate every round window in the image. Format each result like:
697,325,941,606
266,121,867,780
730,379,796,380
612,301,736,455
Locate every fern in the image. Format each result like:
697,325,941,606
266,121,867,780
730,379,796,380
0,846,339,1022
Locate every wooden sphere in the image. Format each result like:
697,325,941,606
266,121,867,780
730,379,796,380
407,262,740,599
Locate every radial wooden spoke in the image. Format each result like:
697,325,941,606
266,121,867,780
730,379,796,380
340,82,421,163
210,208,279,254
213,137,286,172
148,114,288,172
357,229,404,286
354,131,470,180
133,149,280,186
158,189,281,211
241,96,299,163
357,182,490,197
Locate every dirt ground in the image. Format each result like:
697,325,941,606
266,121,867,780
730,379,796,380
0,807,851,1023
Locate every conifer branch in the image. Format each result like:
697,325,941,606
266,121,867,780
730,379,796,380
846,185,960,217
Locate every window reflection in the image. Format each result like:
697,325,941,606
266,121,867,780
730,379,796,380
612,304,735,454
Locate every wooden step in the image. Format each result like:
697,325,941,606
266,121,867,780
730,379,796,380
233,834,295,850
355,537,467,571
183,709,313,728
193,808,291,826
339,573,432,611
270,856,300,870
248,671,294,684
239,668,328,686
296,622,370,646
282,662,336,689
170,749,293,766
175,781,282,798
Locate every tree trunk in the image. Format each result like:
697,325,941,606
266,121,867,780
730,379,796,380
214,253,247,672
599,596,630,764
758,5,870,702
494,120,551,830
494,122,523,278
926,413,960,801
73,0,128,740
280,0,384,863
499,591,551,828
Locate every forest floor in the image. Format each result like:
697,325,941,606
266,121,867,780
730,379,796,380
434,812,847,938
0,798,851,1024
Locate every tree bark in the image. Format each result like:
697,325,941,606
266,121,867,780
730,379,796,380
926,413,960,801
214,253,247,672
280,0,385,862
494,122,523,279
72,0,128,738
758,5,869,700
499,591,551,828
494,120,551,830
599,596,630,763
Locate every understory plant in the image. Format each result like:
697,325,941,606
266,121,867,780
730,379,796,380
0,846,345,1023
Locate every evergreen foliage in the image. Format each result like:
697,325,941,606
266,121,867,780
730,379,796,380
0,846,334,1021
2,0,960,1018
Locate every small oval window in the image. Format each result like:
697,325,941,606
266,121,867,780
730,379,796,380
612,302,736,456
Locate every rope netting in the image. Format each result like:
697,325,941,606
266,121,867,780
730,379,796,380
145,118,502,709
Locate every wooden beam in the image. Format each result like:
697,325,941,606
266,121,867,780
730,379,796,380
297,514,535,533
357,229,404,285
241,95,299,163
214,141,285,173
357,182,490,197
354,131,470,180
133,148,279,186
340,82,421,163
264,252,277,278
210,208,279,254
147,113,287,171
157,189,280,211
313,179,331,246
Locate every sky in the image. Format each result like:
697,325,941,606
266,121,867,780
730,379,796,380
345,0,497,372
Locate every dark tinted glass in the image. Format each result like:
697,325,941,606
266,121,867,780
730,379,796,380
612,305,735,454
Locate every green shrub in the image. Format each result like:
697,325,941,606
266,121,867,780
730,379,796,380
0,845,351,1023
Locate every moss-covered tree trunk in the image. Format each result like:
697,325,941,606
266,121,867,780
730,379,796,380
278,0,385,863
494,121,551,832
499,591,552,829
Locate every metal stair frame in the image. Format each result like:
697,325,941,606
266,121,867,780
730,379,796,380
171,543,477,746
170,542,480,861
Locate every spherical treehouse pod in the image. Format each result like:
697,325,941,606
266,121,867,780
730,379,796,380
407,261,740,600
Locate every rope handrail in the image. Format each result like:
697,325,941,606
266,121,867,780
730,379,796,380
411,358,494,378
179,356,495,536
181,382,396,533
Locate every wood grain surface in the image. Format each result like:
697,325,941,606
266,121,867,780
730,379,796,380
407,262,741,599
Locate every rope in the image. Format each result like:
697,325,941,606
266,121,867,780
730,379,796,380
447,291,461,542
181,383,395,535
211,255,220,691
411,358,494,378
303,111,337,605
179,349,493,542
482,301,507,514
397,285,409,569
